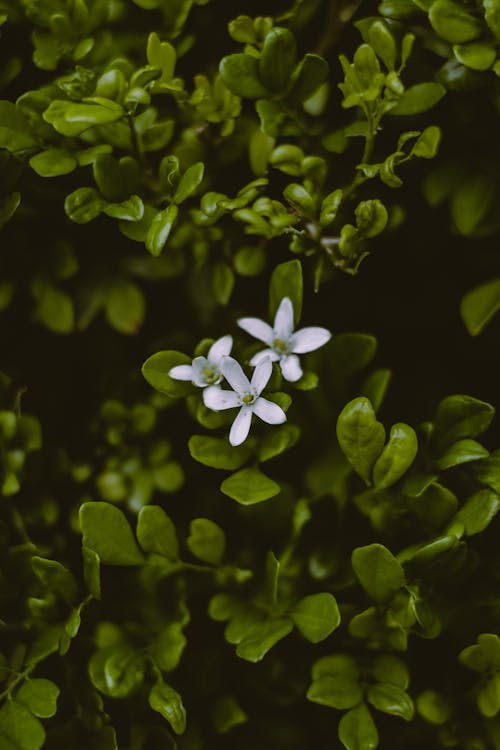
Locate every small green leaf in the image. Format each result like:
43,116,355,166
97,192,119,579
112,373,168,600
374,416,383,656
461,277,500,335
308,654,362,710
367,683,414,720
372,655,409,689
65,187,103,224
416,690,452,725
484,0,500,39
355,200,388,237
360,369,392,412
451,174,494,236
89,646,145,698
269,259,303,324
43,99,124,137
146,204,179,257
287,53,329,104
189,435,251,470
455,489,500,535
219,54,268,99
432,394,495,454
453,42,496,71
436,438,489,470
389,83,445,115
149,680,186,735
187,518,225,565
0,700,45,750
80,502,144,566
212,261,235,306
290,592,341,643
411,126,441,159
338,703,379,750
429,0,482,43
150,620,188,672
103,196,144,222
337,397,386,485
173,162,204,204
236,617,294,662
29,149,77,177
257,424,300,462
17,679,59,719
368,21,397,70
283,183,316,220
373,423,418,490
31,556,78,606
220,468,281,505
351,543,405,603
105,280,145,334
259,27,296,94
137,506,179,560
142,350,193,398
477,673,500,717
0,101,38,152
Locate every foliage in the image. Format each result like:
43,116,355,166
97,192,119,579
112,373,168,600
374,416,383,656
1,1,500,749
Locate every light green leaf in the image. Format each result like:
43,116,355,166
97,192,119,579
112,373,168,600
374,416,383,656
461,277,500,335
0,101,38,152
351,543,405,602
367,683,414,720
43,99,124,137
484,0,500,39
337,397,386,485
79,502,145,566
29,149,77,177
453,42,496,71
136,505,179,560
64,187,104,224
269,259,303,324
33,282,74,334
236,617,294,662
338,703,379,750
432,394,495,453
142,350,193,398
368,21,397,70
189,435,251,470
149,679,186,735
187,518,225,565
83,545,101,599
150,621,187,672
283,183,316,220
220,467,281,505
219,54,268,99
290,593,341,643
17,679,59,719
89,646,144,698
416,690,452,725
429,0,482,43
259,27,296,93
389,83,445,115
0,700,45,750
257,424,300,462
146,204,179,257
103,196,144,222
212,261,235,306
373,423,418,490
436,438,489,469
105,280,145,334
307,673,362,710
31,556,78,606
477,673,500,717
455,489,500,535
372,655,409,689
173,162,204,204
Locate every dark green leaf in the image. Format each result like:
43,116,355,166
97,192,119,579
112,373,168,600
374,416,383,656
461,277,500,335
337,397,386,485
219,54,268,99
236,617,294,662
0,101,38,152
269,259,303,324
187,518,225,564
436,438,489,470
367,683,414,720
173,162,204,204
79,502,144,566
31,556,78,605
351,543,405,602
432,394,495,453
259,27,297,93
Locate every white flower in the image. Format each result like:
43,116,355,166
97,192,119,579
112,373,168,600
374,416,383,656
237,297,331,382
203,356,286,446
169,335,233,387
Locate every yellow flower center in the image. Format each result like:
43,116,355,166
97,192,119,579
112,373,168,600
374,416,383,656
242,393,255,405
273,337,288,354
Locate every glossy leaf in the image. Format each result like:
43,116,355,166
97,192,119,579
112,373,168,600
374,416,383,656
290,592,341,643
80,502,144,566
136,506,179,560
352,543,405,602
220,468,281,505
337,398,386,485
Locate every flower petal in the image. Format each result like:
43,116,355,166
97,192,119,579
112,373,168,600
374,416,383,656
291,326,332,353
251,356,272,395
220,356,250,395
280,354,303,382
208,334,233,365
249,348,280,366
191,356,211,387
253,397,287,425
273,297,294,340
229,406,253,446
168,364,193,381
237,317,274,345
203,385,240,411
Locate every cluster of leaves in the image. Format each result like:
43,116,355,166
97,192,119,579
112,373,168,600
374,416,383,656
1,0,500,749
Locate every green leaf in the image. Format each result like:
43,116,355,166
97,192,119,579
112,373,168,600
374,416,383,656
360,369,392,412
149,680,186,735
389,83,446,115
477,673,500,717
429,0,482,43
189,435,251,470
33,281,74,334
257,423,300,462
290,592,341,643
338,704,379,750
64,187,104,224
212,695,248,734
187,518,225,564
105,280,145,334
79,502,144,566
220,468,281,505
351,543,405,603
136,506,179,560
373,423,418,490
236,617,294,662
455,489,500,535
355,200,388,238
89,646,145,698
146,204,179,257
432,395,495,453
147,33,176,80
43,99,124,137
451,174,495,236
29,149,77,177
283,183,316,220
436,438,489,469
150,621,188,672
308,654,362,709
411,126,441,159
173,162,204,204
103,196,144,222
337,397,386,485
142,350,193,398
0,101,38,152
287,53,329,104
367,683,414,720
368,21,397,70
219,54,268,99
461,277,500,335
330,334,378,379
269,259,303,324
17,679,59,719
453,42,496,71
484,0,500,39
0,192,21,229
0,700,45,750
259,27,296,94
83,546,101,599
212,261,235,305
31,556,78,605
372,655,409,689
416,690,452,725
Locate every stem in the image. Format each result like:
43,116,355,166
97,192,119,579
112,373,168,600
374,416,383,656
127,114,146,167
0,665,35,703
